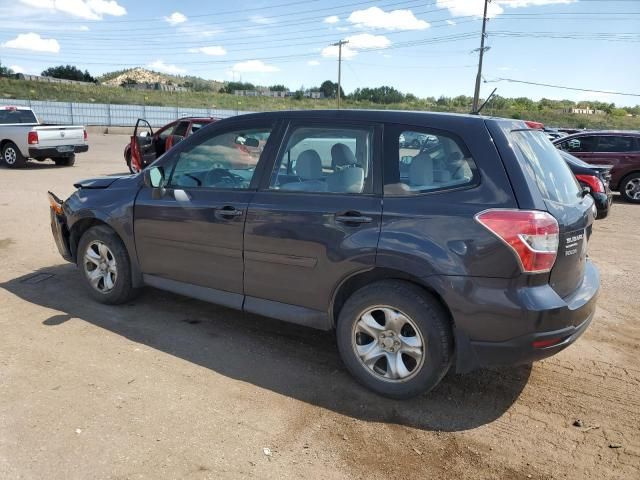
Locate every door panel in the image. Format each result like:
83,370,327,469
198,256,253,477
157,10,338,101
134,187,251,294
244,192,381,311
131,119,155,170
243,121,382,313
133,121,278,296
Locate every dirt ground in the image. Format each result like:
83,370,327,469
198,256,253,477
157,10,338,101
0,134,638,480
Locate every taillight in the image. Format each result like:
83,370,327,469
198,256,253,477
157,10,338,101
27,131,38,144
83,129,88,141
476,209,559,273
575,174,604,194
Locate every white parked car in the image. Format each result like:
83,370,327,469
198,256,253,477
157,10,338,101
0,106,88,168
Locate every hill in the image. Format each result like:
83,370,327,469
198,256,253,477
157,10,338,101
98,67,224,92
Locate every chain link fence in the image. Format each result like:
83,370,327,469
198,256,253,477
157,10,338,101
4,98,249,127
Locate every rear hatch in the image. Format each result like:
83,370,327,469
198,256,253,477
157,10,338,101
34,125,85,148
509,129,594,298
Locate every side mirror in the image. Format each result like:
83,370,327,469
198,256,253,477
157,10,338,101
581,185,591,197
139,131,149,138
244,137,259,148
144,166,165,188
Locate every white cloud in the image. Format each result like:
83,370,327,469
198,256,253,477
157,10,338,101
348,7,429,31
321,33,390,59
336,26,349,32
446,19,456,26
147,60,186,74
9,65,25,73
79,25,89,30
232,60,279,73
1,33,60,53
324,15,339,24
18,0,126,20
437,0,576,18
307,60,320,66
188,46,226,56
164,11,187,25
86,0,126,16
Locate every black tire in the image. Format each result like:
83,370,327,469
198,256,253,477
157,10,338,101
77,225,138,305
2,141,27,168
53,155,75,167
336,280,453,399
620,172,640,203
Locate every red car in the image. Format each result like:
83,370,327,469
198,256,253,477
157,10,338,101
553,131,640,203
124,117,217,173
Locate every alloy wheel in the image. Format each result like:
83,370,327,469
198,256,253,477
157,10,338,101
625,178,640,201
352,306,425,382
83,240,117,293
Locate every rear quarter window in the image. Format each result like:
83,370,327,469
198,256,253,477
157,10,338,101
511,130,581,205
0,109,37,124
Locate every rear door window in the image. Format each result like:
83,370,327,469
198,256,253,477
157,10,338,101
594,136,637,153
511,130,581,205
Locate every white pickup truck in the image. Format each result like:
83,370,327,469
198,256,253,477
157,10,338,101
0,106,88,168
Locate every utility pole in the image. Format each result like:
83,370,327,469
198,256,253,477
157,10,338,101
472,0,490,112
331,39,348,109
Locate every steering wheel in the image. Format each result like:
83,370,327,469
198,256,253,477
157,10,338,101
205,168,244,187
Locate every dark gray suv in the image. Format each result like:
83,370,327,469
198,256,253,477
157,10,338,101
49,110,599,398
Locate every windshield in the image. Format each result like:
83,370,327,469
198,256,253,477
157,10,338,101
511,130,581,205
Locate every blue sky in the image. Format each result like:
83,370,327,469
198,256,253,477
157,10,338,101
0,0,638,106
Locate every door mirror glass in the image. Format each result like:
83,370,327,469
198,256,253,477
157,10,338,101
139,131,149,138
147,166,164,187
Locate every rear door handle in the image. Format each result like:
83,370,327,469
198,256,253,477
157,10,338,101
335,211,372,224
215,206,243,219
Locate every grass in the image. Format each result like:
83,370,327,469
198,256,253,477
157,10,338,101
2,78,638,129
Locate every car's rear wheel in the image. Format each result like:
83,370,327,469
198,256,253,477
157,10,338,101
77,225,137,304
53,155,75,167
621,172,640,203
336,280,453,399
2,141,27,168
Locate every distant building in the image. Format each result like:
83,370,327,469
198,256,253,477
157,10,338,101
562,106,604,115
122,82,187,92
14,73,93,86
234,89,289,98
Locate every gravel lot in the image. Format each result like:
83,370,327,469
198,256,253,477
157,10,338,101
0,133,639,479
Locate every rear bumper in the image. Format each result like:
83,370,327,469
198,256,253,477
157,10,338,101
29,144,88,158
436,260,600,373
592,191,612,219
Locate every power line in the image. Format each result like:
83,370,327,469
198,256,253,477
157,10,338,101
486,78,640,97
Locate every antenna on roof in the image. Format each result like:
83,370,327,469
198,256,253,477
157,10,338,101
471,87,497,115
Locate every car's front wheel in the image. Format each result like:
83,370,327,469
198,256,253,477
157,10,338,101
336,280,453,399
621,172,640,203
77,225,137,304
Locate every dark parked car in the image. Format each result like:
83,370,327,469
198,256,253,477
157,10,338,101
125,117,217,173
49,110,599,398
561,150,613,219
553,131,640,203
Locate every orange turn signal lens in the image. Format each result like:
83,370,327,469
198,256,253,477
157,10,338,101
48,194,63,215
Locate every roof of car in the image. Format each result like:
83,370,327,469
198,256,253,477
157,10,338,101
558,130,640,139
229,109,496,124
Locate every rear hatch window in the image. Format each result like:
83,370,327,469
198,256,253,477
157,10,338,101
510,129,592,299
510,130,582,205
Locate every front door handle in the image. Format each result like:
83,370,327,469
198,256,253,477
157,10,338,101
335,211,372,224
215,206,243,219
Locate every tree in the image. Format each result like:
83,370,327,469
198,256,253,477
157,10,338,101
41,65,96,82
269,84,287,92
0,60,14,77
319,80,344,99
222,81,256,94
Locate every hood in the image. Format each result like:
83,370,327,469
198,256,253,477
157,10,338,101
73,176,124,189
